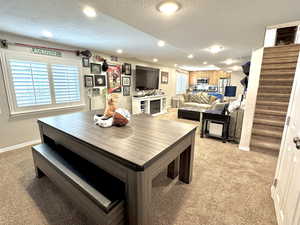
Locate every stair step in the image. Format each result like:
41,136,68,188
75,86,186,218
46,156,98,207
258,86,291,94
260,78,293,86
255,109,286,117
255,113,287,121
260,70,295,76
253,118,285,127
256,101,289,111
253,123,284,132
264,44,300,52
256,100,289,107
250,138,281,152
263,51,300,59
257,92,290,100
252,128,282,138
263,57,299,64
262,63,297,70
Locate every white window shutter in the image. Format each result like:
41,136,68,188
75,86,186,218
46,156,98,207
9,60,51,107
52,64,81,104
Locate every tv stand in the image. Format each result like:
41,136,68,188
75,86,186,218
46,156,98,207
132,95,167,116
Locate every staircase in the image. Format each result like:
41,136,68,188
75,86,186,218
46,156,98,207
250,44,300,153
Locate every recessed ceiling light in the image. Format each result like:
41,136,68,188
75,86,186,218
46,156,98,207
42,30,53,38
223,59,235,65
157,1,181,15
232,65,240,71
187,54,194,59
83,6,96,18
153,58,158,62
157,40,165,47
203,61,207,65
207,45,224,54
116,49,123,54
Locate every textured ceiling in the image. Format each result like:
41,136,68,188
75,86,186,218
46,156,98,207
0,0,299,70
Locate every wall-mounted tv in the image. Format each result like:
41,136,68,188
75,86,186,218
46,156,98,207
135,66,159,90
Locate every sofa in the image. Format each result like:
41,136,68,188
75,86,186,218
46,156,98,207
177,92,220,111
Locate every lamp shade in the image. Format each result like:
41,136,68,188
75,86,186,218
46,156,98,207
224,86,237,97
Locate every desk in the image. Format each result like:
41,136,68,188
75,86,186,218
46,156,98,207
36,111,197,225
201,112,230,142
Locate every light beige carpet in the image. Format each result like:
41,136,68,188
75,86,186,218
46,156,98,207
0,110,278,225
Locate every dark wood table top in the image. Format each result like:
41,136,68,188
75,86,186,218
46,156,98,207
39,111,197,171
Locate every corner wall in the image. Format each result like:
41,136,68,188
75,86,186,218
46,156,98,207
239,48,264,151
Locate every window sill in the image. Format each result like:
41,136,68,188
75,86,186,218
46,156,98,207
9,104,86,119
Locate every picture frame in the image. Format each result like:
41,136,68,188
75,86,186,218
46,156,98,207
92,88,100,96
82,57,90,67
161,71,169,84
84,75,94,87
123,63,131,75
90,63,101,74
94,75,106,87
122,76,131,87
123,86,130,96
107,65,122,93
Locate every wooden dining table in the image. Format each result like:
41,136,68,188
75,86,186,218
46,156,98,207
37,111,197,225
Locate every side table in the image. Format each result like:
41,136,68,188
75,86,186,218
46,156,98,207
201,112,230,143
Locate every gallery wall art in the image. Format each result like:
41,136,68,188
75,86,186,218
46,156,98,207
107,65,122,93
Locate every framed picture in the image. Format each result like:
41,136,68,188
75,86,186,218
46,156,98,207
107,65,122,93
161,72,169,84
92,88,100,96
110,55,118,62
122,76,131,87
94,75,106,87
123,63,131,75
82,57,90,67
123,86,130,96
90,63,101,74
84,75,94,87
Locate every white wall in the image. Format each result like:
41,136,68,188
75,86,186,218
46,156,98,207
239,47,264,151
231,71,245,98
0,32,177,149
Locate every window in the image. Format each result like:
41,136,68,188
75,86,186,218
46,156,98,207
52,64,80,104
2,52,84,115
9,60,51,107
176,72,188,94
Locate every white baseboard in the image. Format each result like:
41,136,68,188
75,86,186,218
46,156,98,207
0,139,41,154
239,145,250,151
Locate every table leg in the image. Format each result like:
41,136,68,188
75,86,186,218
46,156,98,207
222,122,226,143
167,157,179,179
126,170,152,225
179,133,195,184
201,119,205,138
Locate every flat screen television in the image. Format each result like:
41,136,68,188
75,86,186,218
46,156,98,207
135,66,159,90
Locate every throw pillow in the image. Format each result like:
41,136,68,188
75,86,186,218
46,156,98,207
209,95,217,104
197,92,210,104
190,94,199,103
183,94,191,102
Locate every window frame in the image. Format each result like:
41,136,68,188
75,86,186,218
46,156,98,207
1,50,85,116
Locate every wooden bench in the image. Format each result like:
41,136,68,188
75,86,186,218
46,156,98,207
32,144,125,225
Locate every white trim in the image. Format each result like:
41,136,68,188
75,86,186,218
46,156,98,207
0,139,41,154
9,104,85,119
239,145,250,151
267,21,300,29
